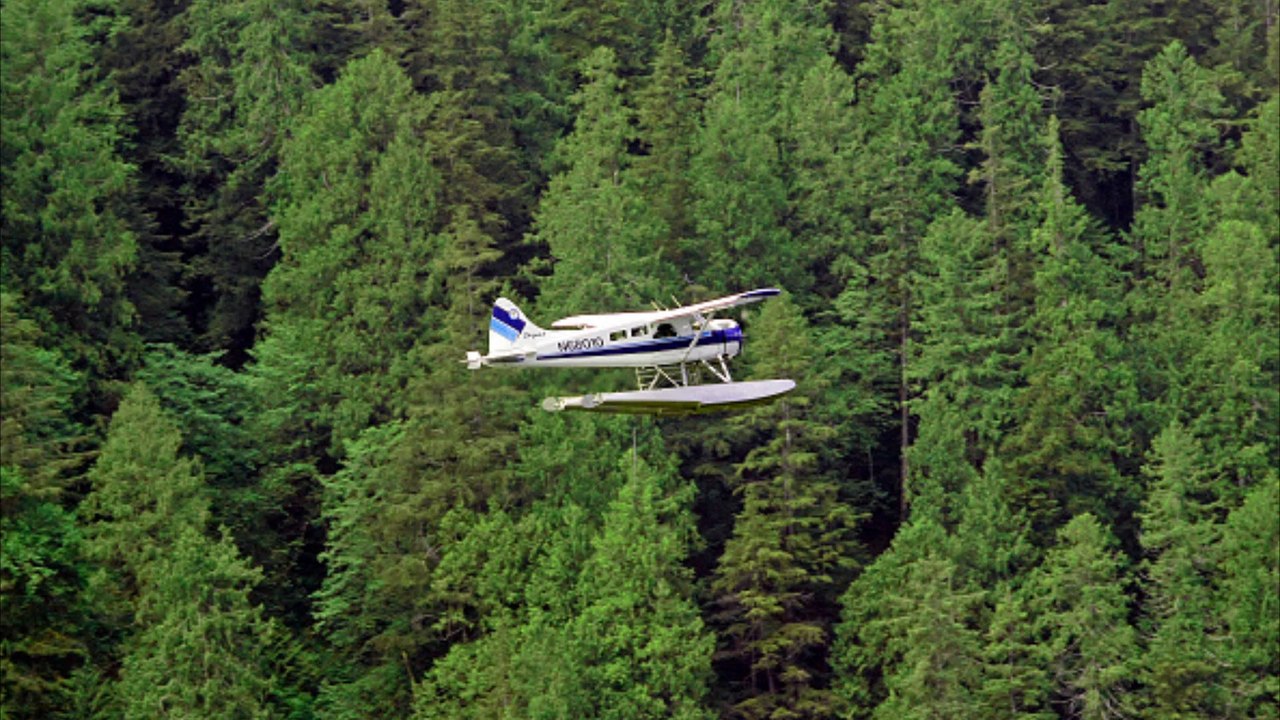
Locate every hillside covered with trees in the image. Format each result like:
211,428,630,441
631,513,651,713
2,0,1277,717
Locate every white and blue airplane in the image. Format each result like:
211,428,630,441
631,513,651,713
466,289,795,415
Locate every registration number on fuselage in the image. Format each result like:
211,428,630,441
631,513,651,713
557,337,605,353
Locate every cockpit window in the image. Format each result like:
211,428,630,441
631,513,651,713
654,323,677,338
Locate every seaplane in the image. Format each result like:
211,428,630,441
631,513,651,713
465,289,796,415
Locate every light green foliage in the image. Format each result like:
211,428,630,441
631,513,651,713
417,429,711,719
978,583,1054,719
972,34,1046,257
117,527,277,719
1217,477,1280,716
258,48,442,450
689,91,789,291
1137,423,1228,717
82,384,209,575
79,382,288,717
834,519,976,718
1134,41,1225,288
1188,217,1280,491
0,0,138,380
532,47,674,317
567,456,714,719
311,423,405,654
912,211,1020,463
1020,514,1138,720
871,550,984,720
1130,42,1228,432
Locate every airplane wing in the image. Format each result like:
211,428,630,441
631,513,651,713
549,288,780,330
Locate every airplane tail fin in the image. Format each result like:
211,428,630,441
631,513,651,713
489,298,543,354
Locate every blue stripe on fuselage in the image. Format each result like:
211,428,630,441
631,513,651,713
537,330,734,360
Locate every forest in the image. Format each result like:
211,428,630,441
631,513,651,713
1,0,1277,717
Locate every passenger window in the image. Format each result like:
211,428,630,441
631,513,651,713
629,326,646,338
654,323,677,339
610,330,626,342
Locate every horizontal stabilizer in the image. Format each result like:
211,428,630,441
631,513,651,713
541,379,795,416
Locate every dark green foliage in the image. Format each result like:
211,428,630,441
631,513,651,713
0,467,85,719
176,0,317,359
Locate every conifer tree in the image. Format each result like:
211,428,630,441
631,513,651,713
911,211,1019,470
837,0,963,517
633,30,699,263
1,0,139,386
1001,117,1137,537
1216,477,1280,716
1130,41,1227,431
249,50,459,716
1134,41,1225,292
690,0,851,294
403,0,528,248
0,293,92,717
254,48,441,452
1030,0,1194,226
81,384,208,577
80,383,289,716
710,295,859,719
870,550,984,719
1187,216,1279,495
979,586,1055,718
1019,514,1138,720
0,463,84,718
974,35,1046,260
100,0,193,346
116,527,277,719
568,455,714,719
530,47,673,317
416,424,690,718
1137,422,1228,717
176,0,317,359
832,519,949,717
